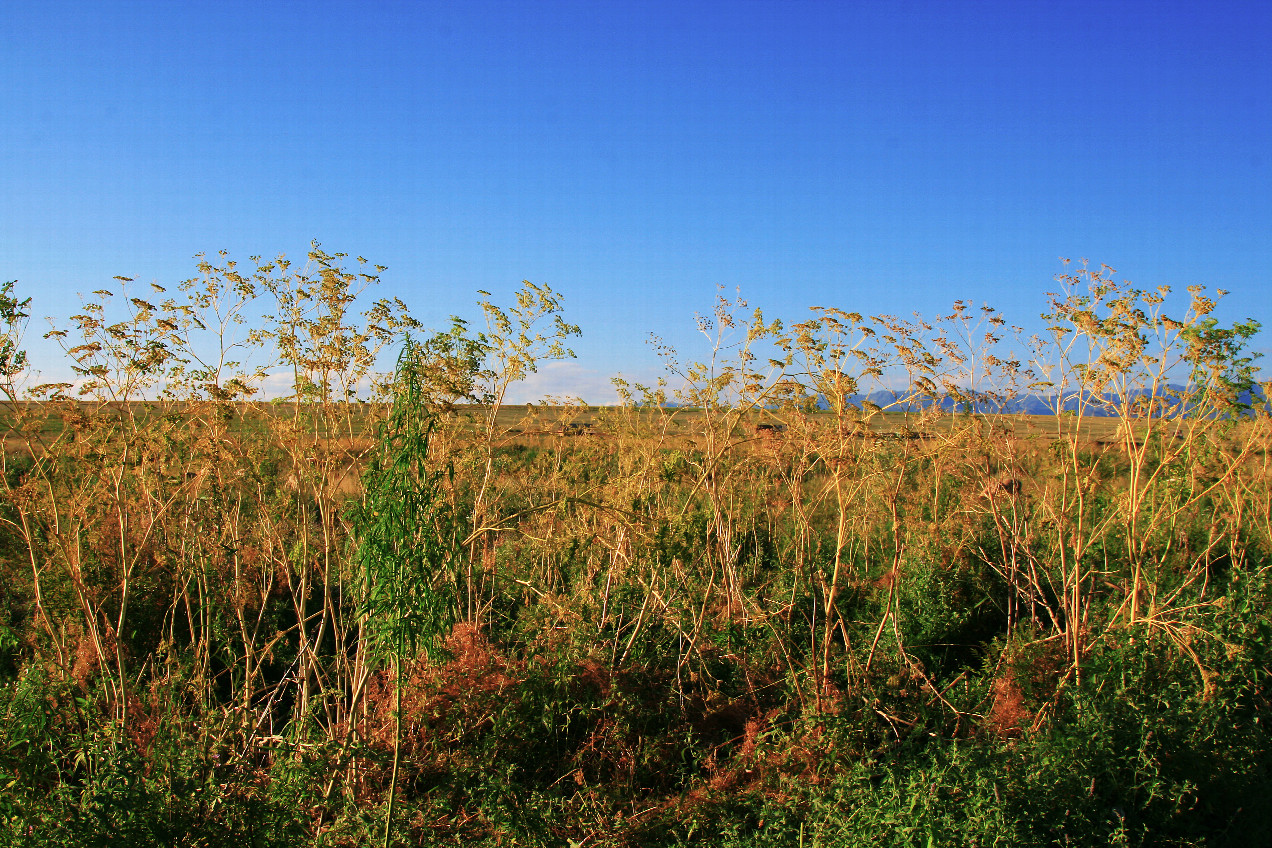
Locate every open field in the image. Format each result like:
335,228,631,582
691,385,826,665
1,265,1269,845
1,389,1270,846
0,401,1147,454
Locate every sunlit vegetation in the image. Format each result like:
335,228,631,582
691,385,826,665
0,251,1268,846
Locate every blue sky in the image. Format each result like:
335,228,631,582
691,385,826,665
3,0,1270,400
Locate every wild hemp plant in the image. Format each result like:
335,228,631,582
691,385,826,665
357,338,458,669
265,242,419,412
1029,261,1262,677
1178,306,1262,418
666,287,788,417
32,279,208,725
14,265,279,733
913,302,1039,642
776,308,951,694
779,308,880,416
259,244,420,732
778,307,960,691
409,316,488,414
154,252,288,720
44,277,187,402
464,281,579,621
926,301,1036,418
167,250,276,403
474,281,580,425
654,288,786,627
354,338,459,846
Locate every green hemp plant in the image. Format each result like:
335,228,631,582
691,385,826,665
354,337,459,847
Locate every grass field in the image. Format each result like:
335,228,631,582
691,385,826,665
0,267,1268,845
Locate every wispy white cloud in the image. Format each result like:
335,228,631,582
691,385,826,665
502,361,626,405
256,371,297,398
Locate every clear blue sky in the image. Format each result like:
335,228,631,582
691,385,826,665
4,0,1270,400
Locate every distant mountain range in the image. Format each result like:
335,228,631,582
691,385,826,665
660,385,1267,416
843,385,1268,417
